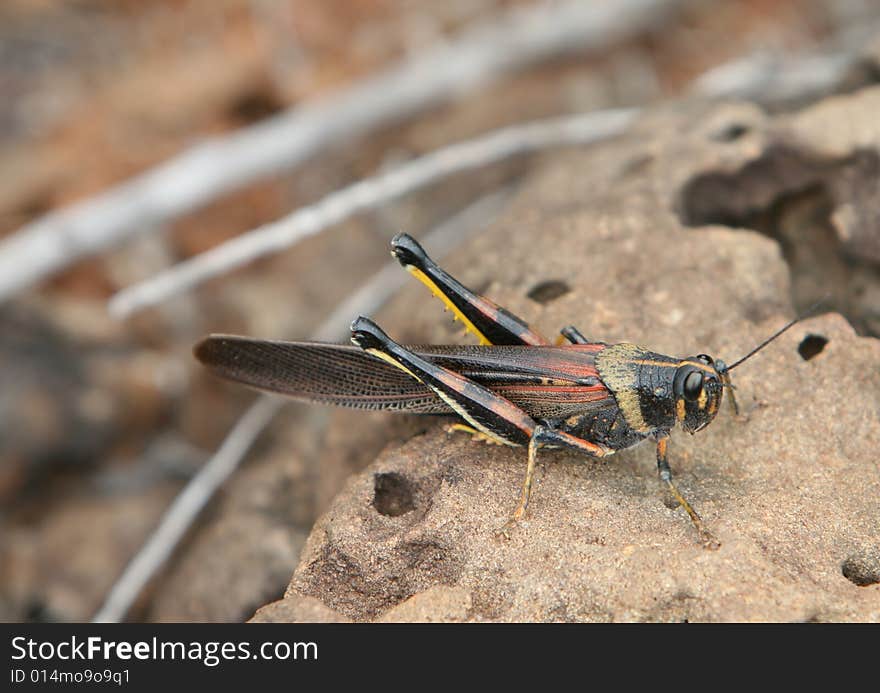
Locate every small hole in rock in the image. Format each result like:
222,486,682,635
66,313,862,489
711,123,749,142
841,551,880,586
373,472,415,517
798,334,828,361
227,87,286,125
527,280,570,304
25,599,53,623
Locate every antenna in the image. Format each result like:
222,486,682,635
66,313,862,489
722,298,827,373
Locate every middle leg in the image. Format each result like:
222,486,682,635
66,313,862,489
556,325,592,345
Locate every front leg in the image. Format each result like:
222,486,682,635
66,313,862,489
656,435,720,549
390,233,550,346
349,317,609,537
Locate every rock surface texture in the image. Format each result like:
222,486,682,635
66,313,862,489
253,88,880,622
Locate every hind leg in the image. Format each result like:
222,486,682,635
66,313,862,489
391,233,549,346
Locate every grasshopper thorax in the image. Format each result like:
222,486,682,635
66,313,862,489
672,354,724,434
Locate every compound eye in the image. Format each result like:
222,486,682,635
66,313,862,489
696,354,713,365
683,371,703,401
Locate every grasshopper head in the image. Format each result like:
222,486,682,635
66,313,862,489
677,301,828,432
672,354,725,434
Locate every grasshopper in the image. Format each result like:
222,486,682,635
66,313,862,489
196,233,808,548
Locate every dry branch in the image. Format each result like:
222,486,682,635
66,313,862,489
108,109,636,318
90,396,282,624
0,0,685,302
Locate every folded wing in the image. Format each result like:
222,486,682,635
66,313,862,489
195,335,449,413
195,335,614,419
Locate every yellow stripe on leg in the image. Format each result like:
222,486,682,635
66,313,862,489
365,348,423,382
407,267,492,346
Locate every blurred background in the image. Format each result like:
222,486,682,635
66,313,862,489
1,0,879,623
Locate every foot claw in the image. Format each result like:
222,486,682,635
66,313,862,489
493,518,519,541
698,529,721,550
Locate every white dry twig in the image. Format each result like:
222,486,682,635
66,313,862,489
90,189,510,623
90,396,281,624
693,15,880,105
693,52,853,104
108,109,637,318
0,0,685,302
110,24,880,320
